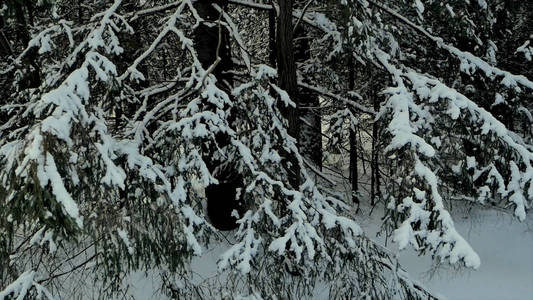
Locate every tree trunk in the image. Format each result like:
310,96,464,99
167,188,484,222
11,2,40,89
370,91,380,207
194,0,233,92
348,55,358,205
0,15,11,56
277,0,300,188
268,9,276,67
0,14,9,124
294,24,322,170
193,0,244,231
13,2,29,45
115,0,153,210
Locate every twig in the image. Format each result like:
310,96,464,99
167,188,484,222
228,0,272,10
126,1,182,21
303,158,336,186
38,253,99,284
298,81,375,115
293,0,314,34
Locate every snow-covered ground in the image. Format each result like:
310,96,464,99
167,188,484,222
353,203,533,300
124,201,532,300
322,156,533,300
397,208,533,300
120,158,533,300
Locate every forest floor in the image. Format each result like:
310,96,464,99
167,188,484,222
125,200,533,300
123,163,533,300
343,202,533,300
326,161,533,300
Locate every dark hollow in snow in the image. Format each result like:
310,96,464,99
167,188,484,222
206,175,246,231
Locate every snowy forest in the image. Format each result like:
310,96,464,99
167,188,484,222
0,0,532,299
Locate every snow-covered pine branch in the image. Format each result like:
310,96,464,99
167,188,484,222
1,0,531,298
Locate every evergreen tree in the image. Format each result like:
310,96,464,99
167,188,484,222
0,0,531,299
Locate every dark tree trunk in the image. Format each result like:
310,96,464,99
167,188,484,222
268,9,276,67
193,0,244,231
277,0,301,188
24,1,34,26
114,0,151,130
0,15,11,56
370,91,381,207
115,0,153,211
349,129,358,204
294,25,322,170
12,1,40,89
0,13,9,124
13,2,29,45
194,0,233,92
347,55,358,205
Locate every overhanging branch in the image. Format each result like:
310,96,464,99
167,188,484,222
298,81,375,115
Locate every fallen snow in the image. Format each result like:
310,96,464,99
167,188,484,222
118,200,533,300
360,203,533,300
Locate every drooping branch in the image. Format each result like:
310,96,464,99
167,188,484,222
298,81,375,115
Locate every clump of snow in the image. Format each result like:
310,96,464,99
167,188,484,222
516,40,533,61
0,271,55,300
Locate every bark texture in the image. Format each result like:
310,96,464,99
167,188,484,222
295,25,322,170
277,0,301,188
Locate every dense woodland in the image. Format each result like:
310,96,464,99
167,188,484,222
0,0,532,299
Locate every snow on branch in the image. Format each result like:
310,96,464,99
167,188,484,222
228,0,342,49
375,49,481,269
220,60,430,298
516,40,533,61
367,0,533,90
7,1,129,231
0,271,55,300
402,70,533,221
298,81,375,115
217,64,364,276
376,37,532,269
119,0,196,83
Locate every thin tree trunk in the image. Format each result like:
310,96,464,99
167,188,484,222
194,0,233,91
78,1,83,22
359,130,367,175
370,91,380,206
14,2,29,45
115,0,153,210
268,9,276,67
295,27,322,170
370,140,375,206
349,129,358,203
24,1,34,26
347,55,359,205
13,1,40,89
0,15,12,56
0,12,9,124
